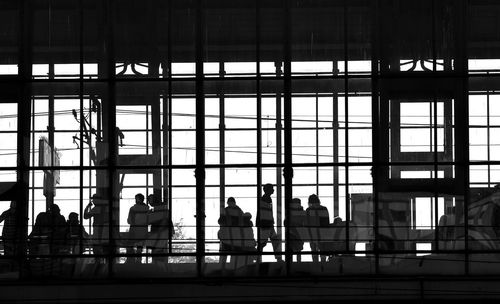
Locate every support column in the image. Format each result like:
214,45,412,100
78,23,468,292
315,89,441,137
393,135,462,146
283,0,293,273
17,0,33,279
195,0,206,277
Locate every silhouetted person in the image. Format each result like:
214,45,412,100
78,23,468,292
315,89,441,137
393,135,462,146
257,184,282,262
84,194,109,258
218,197,244,266
329,216,344,259
333,216,342,226
48,204,67,255
67,212,89,254
287,198,306,262
438,214,452,250
127,193,149,263
219,197,244,227
0,201,17,256
242,212,256,250
29,211,51,255
240,212,257,265
306,194,330,263
147,194,174,264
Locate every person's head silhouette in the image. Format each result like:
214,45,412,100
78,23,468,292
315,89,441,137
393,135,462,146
49,204,61,215
290,198,301,209
147,194,157,206
227,197,236,207
308,194,320,206
135,193,145,204
68,212,79,223
243,212,252,226
263,183,274,196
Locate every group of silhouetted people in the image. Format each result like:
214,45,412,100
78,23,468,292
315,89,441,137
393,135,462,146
0,201,88,257
29,204,88,256
218,197,256,268
5,192,174,264
1,183,340,266
125,193,174,264
82,192,173,264
218,183,341,267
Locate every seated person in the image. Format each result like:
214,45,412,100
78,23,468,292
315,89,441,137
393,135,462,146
48,204,68,255
287,198,306,262
67,212,89,254
29,211,53,255
234,212,257,267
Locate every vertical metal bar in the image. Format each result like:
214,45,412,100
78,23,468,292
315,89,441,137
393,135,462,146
167,100,173,256
275,60,283,261
256,0,262,264
166,0,173,256
432,0,437,73
461,0,470,276
88,73,93,236
30,88,35,230
344,0,350,254
105,0,117,277
487,92,491,186
18,0,33,279
316,93,319,196
283,0,293,274
429,102,434,153
431,0,440,254
333,61,339,218
146,105,150,198
218,61,225,262
47,63,55,210
195,0,206,277
219,62,225,214
371,0,380,274
79,0,84,256
433,95,439,251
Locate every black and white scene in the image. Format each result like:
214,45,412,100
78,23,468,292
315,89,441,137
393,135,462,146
0,0,499,303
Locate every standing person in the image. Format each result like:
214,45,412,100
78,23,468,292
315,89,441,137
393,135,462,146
84,194,109,260
218,197,244,227
218,197,244,267
147,194,173,264
0,201,17,256
127,193,149,263
306,194,330,263
256,183,282,262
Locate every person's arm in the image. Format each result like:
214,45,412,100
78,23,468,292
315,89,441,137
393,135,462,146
83,202,93,219
0,210,7,224
321,206,330,226
218,208,226,226
81,224,89,239
256,199,262,226
127,208,133,225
